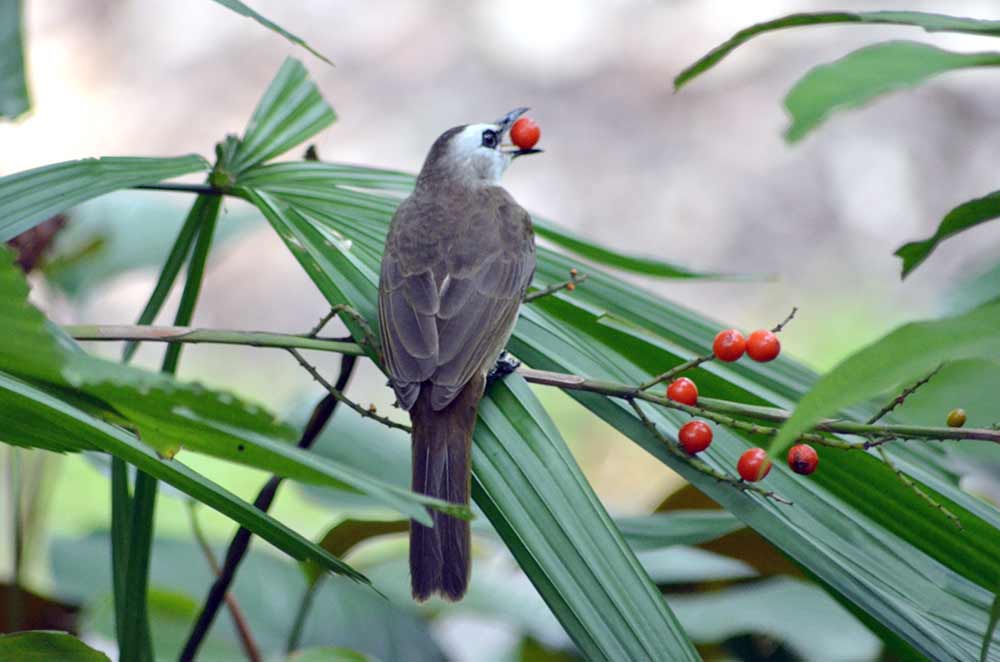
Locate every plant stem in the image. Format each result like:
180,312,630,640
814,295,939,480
122,196,211,363
120,470,157,662
110,457,132,646
180,353,358,662
285,580,322,654
66,325,1000,445
119,193,221,662
134,182,223,195
187,502,262,662
69,325,364,355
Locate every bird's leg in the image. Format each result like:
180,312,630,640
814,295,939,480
487,351,521,385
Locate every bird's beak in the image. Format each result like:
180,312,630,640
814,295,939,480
496,106,543,159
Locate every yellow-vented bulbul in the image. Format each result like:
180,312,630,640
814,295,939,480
378,108,540,601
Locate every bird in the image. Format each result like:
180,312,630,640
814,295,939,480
378,107,541,601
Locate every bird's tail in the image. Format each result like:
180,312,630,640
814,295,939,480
408,375,483,601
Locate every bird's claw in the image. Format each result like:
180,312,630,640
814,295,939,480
487,351,521,385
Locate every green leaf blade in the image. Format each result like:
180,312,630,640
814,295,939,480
0,372,367,583
0,631,110,662
675,10,1000,90
784,41,1000,142
209,0,332,65
769,300,1000,455
896,191,1000,278
0,155,211,241
474,377,699,661
232,58,336,173
0,0,30,119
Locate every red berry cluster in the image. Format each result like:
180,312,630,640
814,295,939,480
712,328,780,363
661,326,820,482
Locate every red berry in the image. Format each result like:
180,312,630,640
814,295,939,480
510,117,541,150
678,420,713,454
666,377,698,406
747,329,781,362
737,448,772,482
713,329,746,362
787,444,819,476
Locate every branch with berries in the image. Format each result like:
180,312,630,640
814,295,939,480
66,305,994,527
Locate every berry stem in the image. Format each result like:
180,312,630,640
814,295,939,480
637,352,715,392
866,365,942,424
875,447,962,530
627,398,792,505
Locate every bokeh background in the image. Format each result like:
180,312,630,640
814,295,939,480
5,0,1000,660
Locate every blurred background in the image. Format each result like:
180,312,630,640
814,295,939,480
4,0,1000,660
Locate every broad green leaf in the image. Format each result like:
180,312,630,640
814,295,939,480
0,631,109,662
237,161,726,280
770,300,1000,455
0,373,364,582
616,510,744,550
670,578,881,659
241,180,699,660
51,536,443,661
784,41,1000,142
984,592,1000,662
230,58,336,173
675,10,1000,90
0,249,461,524
0,0,29,119
473,377,698,661
234,160,1000,658
896,191,1000,278
209,0,332,65
289,648,375,662
532,218,733,279
0,155,210,241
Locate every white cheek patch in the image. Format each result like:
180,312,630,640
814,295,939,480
449,123,509,185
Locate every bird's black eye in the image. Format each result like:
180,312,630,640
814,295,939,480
481,129,498,148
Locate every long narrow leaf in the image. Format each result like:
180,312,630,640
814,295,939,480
0,0,29,119
244,161,1000,659
238,161,725,279
122,195,214,362
474,377,699,661
231,58,336,173
0,372,367,583
896,191,1000,278
784,41,1000,142
241,183,700,658
0,249,462,524
0,155,210,241
675,10,1000,90
770,300,1000,456
209,0,332,65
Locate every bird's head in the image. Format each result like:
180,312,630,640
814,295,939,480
417,107,542,189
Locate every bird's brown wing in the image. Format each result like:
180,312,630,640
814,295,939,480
378,189,535,411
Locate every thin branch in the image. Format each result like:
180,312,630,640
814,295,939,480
867,366,942,424
637,353,714,392
627,398,792,505
287,348,410,432
180,355,359,662
134,183,223,196
876,447,962,530
771,307,798,333
187,502,262,662
65,325,1000,445
517,367,1000,445
524,270,587,302
67,325,365,356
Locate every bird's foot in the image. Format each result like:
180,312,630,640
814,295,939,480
487,351,521,385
